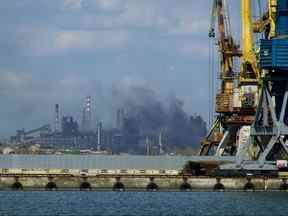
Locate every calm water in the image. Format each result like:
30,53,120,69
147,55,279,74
0,192,287,216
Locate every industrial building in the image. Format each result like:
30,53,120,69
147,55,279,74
10,100,107,151
9,99,173,155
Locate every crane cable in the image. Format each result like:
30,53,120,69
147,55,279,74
223,0,232,37
208,0,218,128
208,38,212,127
212,37,215,125
208,36,216,128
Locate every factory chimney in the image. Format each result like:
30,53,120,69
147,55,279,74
81,96,92,132
97,121,103,151
81,108,86,132
116,108,124,130
86,96,92,131
158,130,164,155
54,104,60,133
146,136,151,156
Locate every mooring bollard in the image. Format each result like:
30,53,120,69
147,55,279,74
180,177,192,191
280,178,288,191
244,177,255,192
263,176,268,191
45,177,57,191
113,177,125,191
80,177,92,191
146,177,159,192
11,176,23,191
213,178,225,191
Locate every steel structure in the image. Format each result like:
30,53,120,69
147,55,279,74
54,104,60,133
199,0,259,157
97,121,103,151
236,0,288,168
12,125,51,145
219,0,288,172
200,0,241,156
81,96,92,132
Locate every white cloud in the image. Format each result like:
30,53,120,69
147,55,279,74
17,27,129,56
14,0,210,58
168,18,209,35
63,0,209,36
96,0,122,11
178,40,210,58
77,1,167,29
117,75,149,89
0,71,31,93
62,0,122,11
63,0,83,9
55,30,128,49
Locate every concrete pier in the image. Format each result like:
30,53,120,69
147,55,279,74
0,155,287,191
0,175,287,191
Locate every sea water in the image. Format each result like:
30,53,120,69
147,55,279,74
0,191,287,216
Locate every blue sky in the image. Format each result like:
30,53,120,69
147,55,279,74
0,0,248,136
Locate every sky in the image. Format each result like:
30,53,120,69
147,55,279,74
0,0,247,137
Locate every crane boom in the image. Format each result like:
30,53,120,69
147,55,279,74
268,0,277,38
209,0,217,38
242,0,255,63
210,0,240,76
209,0,241,113
240,0,260,83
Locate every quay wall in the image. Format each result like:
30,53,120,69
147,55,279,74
0,175,286,191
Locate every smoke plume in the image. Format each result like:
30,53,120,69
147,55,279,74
111,82,207,154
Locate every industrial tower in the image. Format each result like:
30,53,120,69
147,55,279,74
81,96,92,132
54,104,60,133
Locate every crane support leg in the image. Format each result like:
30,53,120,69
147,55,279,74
215,130,230,156
250,80,288,166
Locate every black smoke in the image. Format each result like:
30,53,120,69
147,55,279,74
112,84,207,154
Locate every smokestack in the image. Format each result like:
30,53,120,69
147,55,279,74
81,108,86,132
116,108,124,129
159,130,164,155
54,104,60,133
97,121,102,151
146,136,150,156
86,96,92,131
81,96,92,132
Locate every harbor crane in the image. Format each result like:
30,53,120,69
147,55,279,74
199,0,241,156
231,0,288,171
199,0,260,157
209,0,288,172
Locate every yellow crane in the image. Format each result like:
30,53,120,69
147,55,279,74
199,0,241,155
240,0,260,84
209,0,241,114
237,0,260,115
199,0,261,156
253,0,277,39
